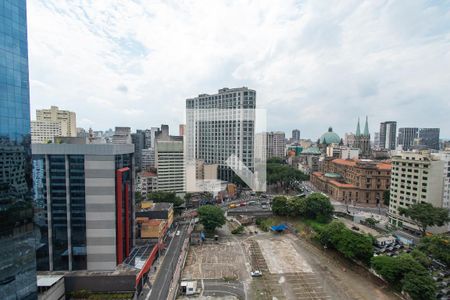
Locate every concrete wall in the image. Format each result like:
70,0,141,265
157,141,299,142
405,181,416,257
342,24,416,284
85,155,117,270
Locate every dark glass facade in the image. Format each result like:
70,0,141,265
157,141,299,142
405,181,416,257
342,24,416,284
68,155,86,270
0,0,36,299
33,154,87,271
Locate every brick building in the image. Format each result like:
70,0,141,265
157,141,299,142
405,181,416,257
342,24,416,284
311,158,391,206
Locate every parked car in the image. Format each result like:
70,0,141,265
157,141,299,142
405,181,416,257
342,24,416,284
251,270,262,277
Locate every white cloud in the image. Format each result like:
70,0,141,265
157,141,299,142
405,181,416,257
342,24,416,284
28,0,450,138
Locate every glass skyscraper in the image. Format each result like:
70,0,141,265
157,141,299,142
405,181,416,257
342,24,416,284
0,0,37,299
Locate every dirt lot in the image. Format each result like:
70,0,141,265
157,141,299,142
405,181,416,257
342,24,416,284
182,239,248,280
179,220,400,300
245,233,400,300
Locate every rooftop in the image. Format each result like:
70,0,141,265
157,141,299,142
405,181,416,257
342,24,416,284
332,158,391,171
139,171,157,177
139,202,173,212
37,274,64,287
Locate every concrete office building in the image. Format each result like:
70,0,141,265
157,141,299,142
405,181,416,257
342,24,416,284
418,128,440,150
155,125,185,192
141,148,156,170
439,152,450,232
379,121,397,150
373,132,380,150
388,151,447,233
266,131,286,159
31,120,62,144
179,124,186,136
144,127,161,149
137,171,158,198
131,130,146,171
344,132,356,147
186,87,255,181
397,128,418,151
36,106,77,137
112,127,132,144
292,129,301,143
32,142,135,271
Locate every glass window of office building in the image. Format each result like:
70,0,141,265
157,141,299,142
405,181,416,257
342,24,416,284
0,0,37,299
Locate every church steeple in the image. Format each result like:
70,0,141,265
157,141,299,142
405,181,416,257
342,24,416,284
363,115,369,137
356,117,361,137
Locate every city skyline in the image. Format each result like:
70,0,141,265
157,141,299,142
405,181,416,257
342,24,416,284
27,0,450,138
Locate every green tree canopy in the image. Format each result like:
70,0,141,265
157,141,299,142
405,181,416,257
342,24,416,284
303,193,334,222
318,221,373,264
271,196,289,216
401,272,436,300
198,205,226,233
383,190,390,206
146,191,184,207
371,254,436,300
417,234,450,266
266,160,308,187
398,202,450,236
271,193,334,222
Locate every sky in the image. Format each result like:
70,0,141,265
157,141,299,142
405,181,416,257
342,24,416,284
27,0,450,139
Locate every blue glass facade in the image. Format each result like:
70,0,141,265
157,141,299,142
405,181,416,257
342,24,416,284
0,0,36,299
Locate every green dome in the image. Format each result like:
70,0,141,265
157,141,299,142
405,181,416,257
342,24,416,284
319,127,340,145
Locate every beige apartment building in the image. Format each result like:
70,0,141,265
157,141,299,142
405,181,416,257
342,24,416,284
36,106,77,137
389,151,447,233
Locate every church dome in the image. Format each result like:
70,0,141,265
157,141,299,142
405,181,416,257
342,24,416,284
319,127,341,145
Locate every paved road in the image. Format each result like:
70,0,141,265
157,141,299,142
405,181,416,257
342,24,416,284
202,279,245,299
148,223,188,300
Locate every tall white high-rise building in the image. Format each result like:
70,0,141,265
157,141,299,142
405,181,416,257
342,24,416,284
36,106,77,137
389,150,449,233
186,87,256,181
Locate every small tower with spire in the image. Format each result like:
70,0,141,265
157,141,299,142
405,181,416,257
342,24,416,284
354,116,371,158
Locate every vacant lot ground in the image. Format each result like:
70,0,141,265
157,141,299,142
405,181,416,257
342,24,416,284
182,240,248,280
246,233,400,300
257,238,312,274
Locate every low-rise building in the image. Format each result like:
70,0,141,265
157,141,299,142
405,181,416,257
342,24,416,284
137,171,158,198
311,158,391,206
136,202,174,228
31,120,62,144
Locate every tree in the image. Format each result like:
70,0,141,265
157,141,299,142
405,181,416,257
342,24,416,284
401,272,436,300
365,217,379,227
417,234,450,266
410,249,431,268
271,196,289,216
266,160,308,189
135,191,143,203
318,221,374,264
371,253,435,299
147,191,184,207
398,202,450,236
303,193,334,222
383,190,390,206
198,205,226,233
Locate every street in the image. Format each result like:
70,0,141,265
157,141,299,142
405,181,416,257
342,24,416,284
147,223,188,300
